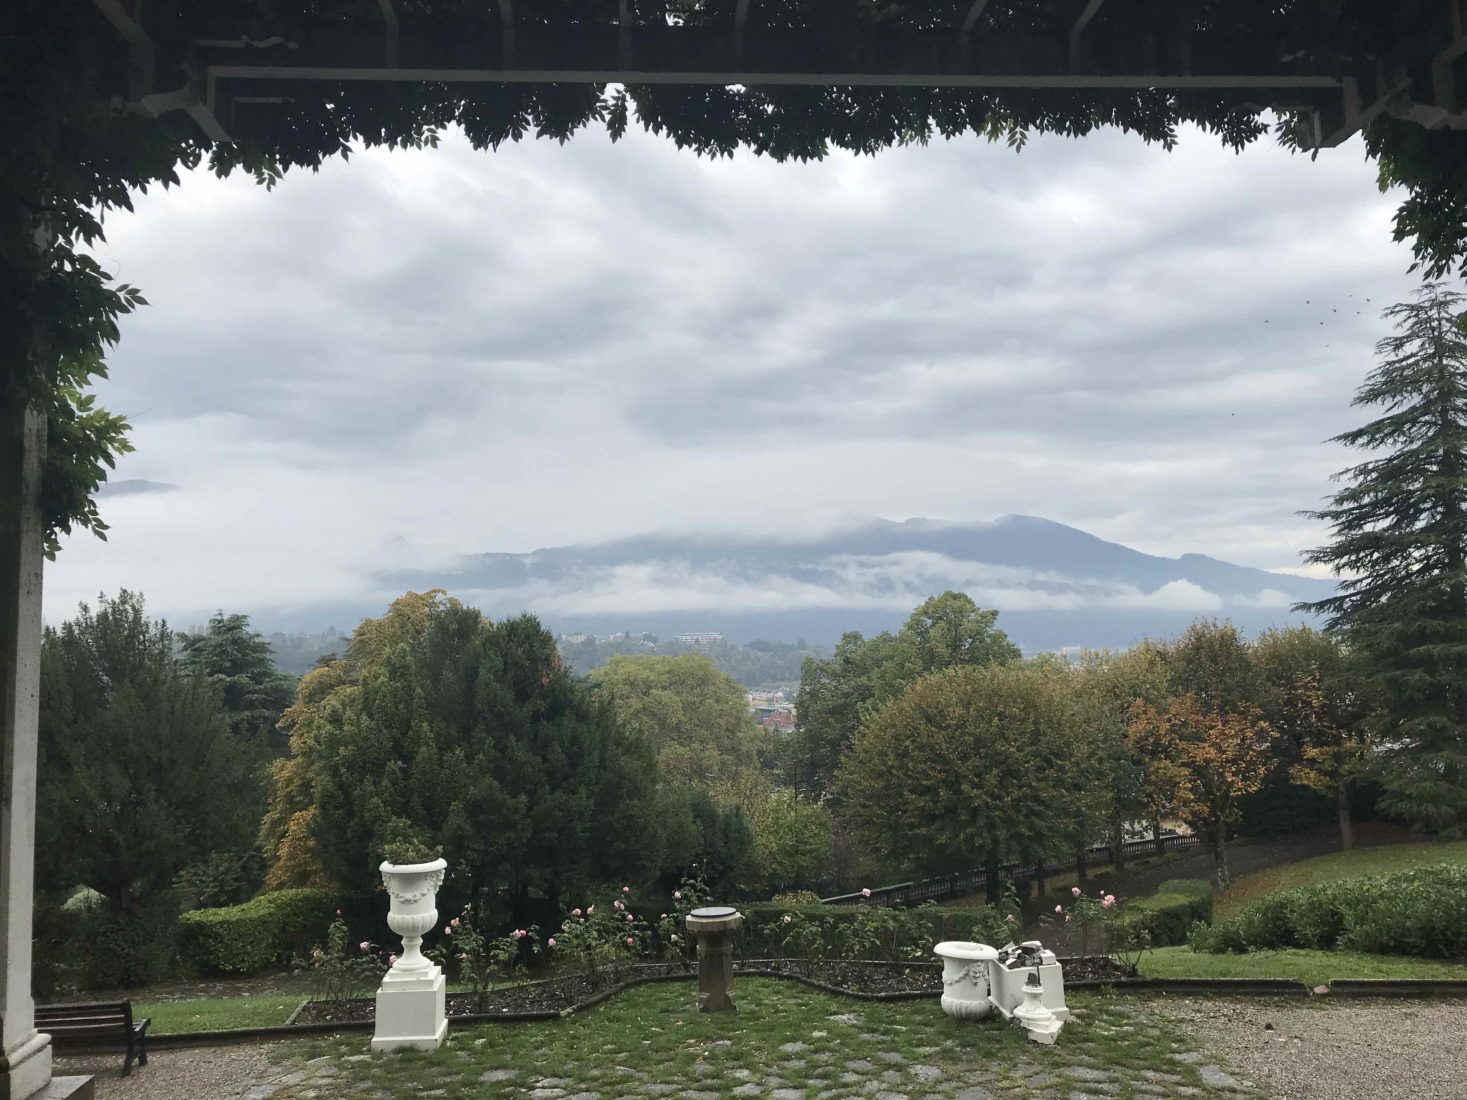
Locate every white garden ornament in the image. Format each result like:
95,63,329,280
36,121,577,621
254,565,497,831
372,856,449,1052
933,939,1070,1044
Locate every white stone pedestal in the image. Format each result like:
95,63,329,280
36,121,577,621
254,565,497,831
371,967,447,1052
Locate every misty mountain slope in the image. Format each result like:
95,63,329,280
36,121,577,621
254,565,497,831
359,515,1332,653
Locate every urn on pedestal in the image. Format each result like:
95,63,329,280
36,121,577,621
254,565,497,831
372,857,448,1052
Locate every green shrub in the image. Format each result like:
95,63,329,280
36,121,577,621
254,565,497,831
1195,864,1467,959
738,902,987,960
179,888,336,975
1119,893,1192,947
1116,881,1213,948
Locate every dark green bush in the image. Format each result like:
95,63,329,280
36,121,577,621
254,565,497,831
76,891,185,988
1192,864,1467,959
178,888,335,975
737,902,992,960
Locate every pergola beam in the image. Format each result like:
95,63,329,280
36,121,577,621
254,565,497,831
1070,0,1108,70
195,25,1343,90
375,0,400,68
959,0,991,36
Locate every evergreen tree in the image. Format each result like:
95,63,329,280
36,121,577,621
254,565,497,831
1300,282,1467,833
179,611,294,753
38,592,261,916
271,592,658,920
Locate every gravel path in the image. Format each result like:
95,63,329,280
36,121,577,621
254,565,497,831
1157,996,1467,1100
53,1044,283,1100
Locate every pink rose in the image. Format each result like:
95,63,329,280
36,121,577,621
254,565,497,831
861,888,872,898
547,938,557,948
1065,914,1072,923
674,891,682,900
1055,904,1063,913
1071,886,1082,897
587,905,595,915
451,917,460,928
1104,894,1116,905
622,886,631,894
614,900,624,911
388,954,398,964
626,936,635,946
572,908,582,917
1102,896,1115,909
336,909,342,917
625,913,634,923
359,940,371,952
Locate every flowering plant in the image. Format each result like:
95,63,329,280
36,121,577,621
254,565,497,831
552,887,652,988
656,873,711,971
431,906,541,1010
300,912,387,1002
1043,887,1148,971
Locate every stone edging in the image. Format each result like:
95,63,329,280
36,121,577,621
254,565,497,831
136,972,1467,1050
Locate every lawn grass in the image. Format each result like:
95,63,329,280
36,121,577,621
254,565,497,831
137,994,304,1034
263,978,1242,1099
1139,945,1467,986
1216,840,1467,917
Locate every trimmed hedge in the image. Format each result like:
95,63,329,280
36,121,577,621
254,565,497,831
179,888,336,975
737,902,987,959
1192,864,1467,960
1118,879,1214,947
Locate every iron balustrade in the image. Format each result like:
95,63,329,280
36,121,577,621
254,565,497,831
821,834,1201,908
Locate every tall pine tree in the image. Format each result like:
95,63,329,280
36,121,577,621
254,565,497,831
1299,282,1467,833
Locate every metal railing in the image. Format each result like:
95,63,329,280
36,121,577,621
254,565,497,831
821,834,1201,908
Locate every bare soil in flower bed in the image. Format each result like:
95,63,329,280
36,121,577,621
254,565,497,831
741,959,942,995
294,956,1133,1024
739,956,1131,993
296,964,688,1024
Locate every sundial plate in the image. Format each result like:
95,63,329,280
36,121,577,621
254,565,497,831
690,905,738,919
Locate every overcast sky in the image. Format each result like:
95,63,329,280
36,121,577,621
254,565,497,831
47,119,1421,628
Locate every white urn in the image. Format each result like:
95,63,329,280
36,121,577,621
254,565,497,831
380,858,447,976
373,856,449,1052
933,941,999,1019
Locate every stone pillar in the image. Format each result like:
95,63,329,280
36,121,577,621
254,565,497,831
0,399,52,1100
685,906,742,1013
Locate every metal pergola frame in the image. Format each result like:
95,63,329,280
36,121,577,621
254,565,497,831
94,0,1467,151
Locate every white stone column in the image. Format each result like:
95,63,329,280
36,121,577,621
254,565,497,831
0,398,52,1100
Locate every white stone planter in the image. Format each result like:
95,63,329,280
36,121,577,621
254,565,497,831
372,857,448,1052
933,941,999,1019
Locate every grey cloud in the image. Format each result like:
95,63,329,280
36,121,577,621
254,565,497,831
48,121,1418,628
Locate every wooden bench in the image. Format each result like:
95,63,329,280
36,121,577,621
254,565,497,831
36,1001,150,1075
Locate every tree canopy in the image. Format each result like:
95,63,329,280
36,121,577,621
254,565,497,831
179,611,295,753
588,654,769,789
37,591,262,915
262,591,658,912
792,592,1019,797
838,661,1097,884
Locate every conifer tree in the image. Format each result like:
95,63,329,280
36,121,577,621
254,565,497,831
1299,282,1467,833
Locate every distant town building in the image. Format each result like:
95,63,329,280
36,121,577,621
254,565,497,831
675,631,725,645
559,633,592,644
608,631,658,645
747,690,796,731
755,708,796,731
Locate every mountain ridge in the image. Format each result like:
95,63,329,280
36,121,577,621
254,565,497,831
343,514,1332,653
